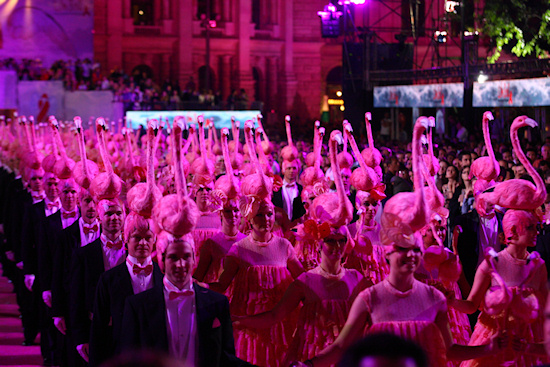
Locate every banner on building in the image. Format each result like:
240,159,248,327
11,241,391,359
0,71,18,109
473,77,550,107
126,110,262,130
18,81,65,121
374,83,464,108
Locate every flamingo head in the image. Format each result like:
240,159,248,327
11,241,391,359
484,247,499,262
483,111,494,122
512,115,538,130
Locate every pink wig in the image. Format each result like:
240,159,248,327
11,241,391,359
502,209,538,241
123,211,155,242
97,198,125,221
89,118,124,201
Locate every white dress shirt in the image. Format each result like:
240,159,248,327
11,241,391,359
100,234,126,271
281,179,299,220
163,277,197,365
79,218,100,247
44,198,61,216
125,255,154,294
60,208,79,229
30,190,45,204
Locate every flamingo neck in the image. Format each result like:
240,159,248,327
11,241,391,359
483,118,498,172
146,129,155,188
77,129,89,177
366,120,374,149
511,124,545,199
346,130,369,172
412,124,426,218
285,121,293,147
221,134,234,178
98,129,114,175
313,132,322,174
329,138,347,221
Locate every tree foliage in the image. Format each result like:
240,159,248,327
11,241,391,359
481,0,550,63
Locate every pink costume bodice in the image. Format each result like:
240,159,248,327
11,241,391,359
359,279,448,367
192,211,222,259
285,267,363,364
227,234,297,267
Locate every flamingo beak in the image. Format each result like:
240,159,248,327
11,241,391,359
485,111,494,121
524,117,538,128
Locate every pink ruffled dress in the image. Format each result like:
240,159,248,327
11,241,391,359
192,211,222,259
228,235,299,367
284,267,362,365
359,278,448,367
415,262,471,367
345,222,389,284
461,250,548,367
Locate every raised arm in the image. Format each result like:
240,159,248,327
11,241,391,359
209,255,240,294
448,260,492,314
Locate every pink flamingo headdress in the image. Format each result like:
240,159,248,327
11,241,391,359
422,116,440,177
280,115,299,161
309,130,353,229
42,118,60,173
361,112,383,172
305,120,321,167
21,116,44,170
47,117,74,179
126,119,163,218
255,114,273,155
240,121,273,218
301,125,326,187
337,120,354,169
212,127,241,209
470,111,499,182
477,116,546,213
190,115,215,188
73,116,99,189
152,119,199,237
380,116,429,248
89,118,124,201
343,121,381,192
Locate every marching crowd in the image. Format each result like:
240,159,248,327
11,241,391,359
0,111,549,367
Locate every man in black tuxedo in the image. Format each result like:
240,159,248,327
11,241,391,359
52,189,100,367
70,198,126,363
272,159,305,222
89,213,163,366
120,237,253,367
4,167,42,346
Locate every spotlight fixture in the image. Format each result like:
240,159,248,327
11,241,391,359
434,30,447,43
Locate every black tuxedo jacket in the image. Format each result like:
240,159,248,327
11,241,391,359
451,209,504,286
89,261,163,367
52,219,88,317
21,200,47,277
3,180,29,261
38,211,66,293
69,238,107,345
272,182,306,221
120,283,254,367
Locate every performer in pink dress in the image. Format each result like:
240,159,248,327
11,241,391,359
292,117,500,367
234,224,369,366
193,198,245,285
450,210,548,367
345,190,389,284
209,199,304,367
